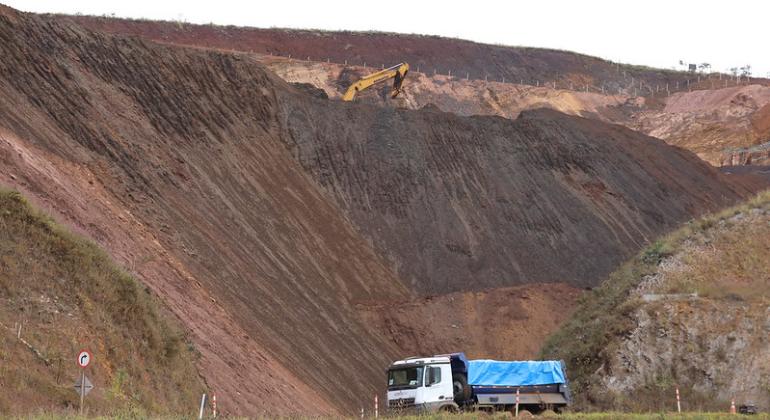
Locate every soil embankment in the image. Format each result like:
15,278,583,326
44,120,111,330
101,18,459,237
0,6,761,416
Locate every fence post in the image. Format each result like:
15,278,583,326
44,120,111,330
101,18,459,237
374,394,379,418
515,387,520,417
676,387,681,413
198,394,206,420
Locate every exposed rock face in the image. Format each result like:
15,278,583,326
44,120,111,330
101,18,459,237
721,141,770,166
603,299,770,408
599,205,770,410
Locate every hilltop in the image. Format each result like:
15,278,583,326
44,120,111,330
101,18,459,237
61,15,765,95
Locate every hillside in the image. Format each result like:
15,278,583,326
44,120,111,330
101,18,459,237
0,5,406,415
275,93,752,293
62,15,760,95
262,56,770,166
0,5,763,416
541,191,770,411
0,190,202,415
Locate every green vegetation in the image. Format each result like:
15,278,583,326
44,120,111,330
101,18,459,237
0,189,203,415
540,190,770,410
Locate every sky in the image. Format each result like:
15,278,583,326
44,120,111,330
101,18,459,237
6,0,769,76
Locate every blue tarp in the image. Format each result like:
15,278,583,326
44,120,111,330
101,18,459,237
468,360,565,386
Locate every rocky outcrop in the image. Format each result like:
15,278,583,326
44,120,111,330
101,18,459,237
721,141,770,166
603,299,770,409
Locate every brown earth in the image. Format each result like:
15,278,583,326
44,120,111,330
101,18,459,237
0,6,403,415
262,57,770,166
0,6,764,416
275,92,755,293
61,14,770,95
627,85,770,164
358,283,582,361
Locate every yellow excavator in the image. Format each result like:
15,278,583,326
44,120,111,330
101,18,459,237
342,62,409,101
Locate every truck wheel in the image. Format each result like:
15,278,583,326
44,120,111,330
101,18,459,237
439,404,457,413
452,374,471,402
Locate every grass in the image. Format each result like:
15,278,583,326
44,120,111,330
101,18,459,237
8,412,769,420
539,190,770,410
0,189,203,416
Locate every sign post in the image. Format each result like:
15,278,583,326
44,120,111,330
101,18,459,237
75,350,92,415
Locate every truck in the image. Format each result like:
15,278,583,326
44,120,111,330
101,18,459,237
386,353,570,415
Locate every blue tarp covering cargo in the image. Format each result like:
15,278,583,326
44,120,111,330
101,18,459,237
468,360,566,386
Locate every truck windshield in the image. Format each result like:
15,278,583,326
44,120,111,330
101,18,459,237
388,366,424,389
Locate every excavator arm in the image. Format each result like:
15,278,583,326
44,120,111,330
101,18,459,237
342,62,409,101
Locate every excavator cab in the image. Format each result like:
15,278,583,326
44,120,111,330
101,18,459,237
342,62,409,101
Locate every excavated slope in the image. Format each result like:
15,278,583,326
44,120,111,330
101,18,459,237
274,88,750,293
0,6,407,415
264,57,770,167
0,6,758,415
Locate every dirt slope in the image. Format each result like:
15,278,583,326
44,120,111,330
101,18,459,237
358,283,582,361
0,190,203,415
275,86,752,293
0,6,407,415
625,85,770,165
64,15,748,94
263,56,628,119
264,57,770,166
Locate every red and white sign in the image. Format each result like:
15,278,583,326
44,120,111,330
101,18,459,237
77,350,91,368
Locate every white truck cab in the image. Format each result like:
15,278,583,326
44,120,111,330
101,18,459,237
386,356,458,412
387,353,570,415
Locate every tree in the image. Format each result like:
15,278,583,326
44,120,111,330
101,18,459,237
698,63,711,73
740,65,752,77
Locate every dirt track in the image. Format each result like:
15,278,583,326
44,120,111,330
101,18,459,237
0,6,763,416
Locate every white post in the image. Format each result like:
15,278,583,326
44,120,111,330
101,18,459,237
676,387,681,413
79,370,86,415
515,387,520,417
17,322,21,339
199,393,207,420
374,394,378,418
212,394,217,417
360,407,364,419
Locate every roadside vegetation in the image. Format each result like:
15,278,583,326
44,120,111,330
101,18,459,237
0,189,203,416
540,190,770,410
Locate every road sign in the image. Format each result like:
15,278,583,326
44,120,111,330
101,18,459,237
77,350,91,368
74,375,94,396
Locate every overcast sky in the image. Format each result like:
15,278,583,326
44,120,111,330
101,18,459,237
7,0,769,76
